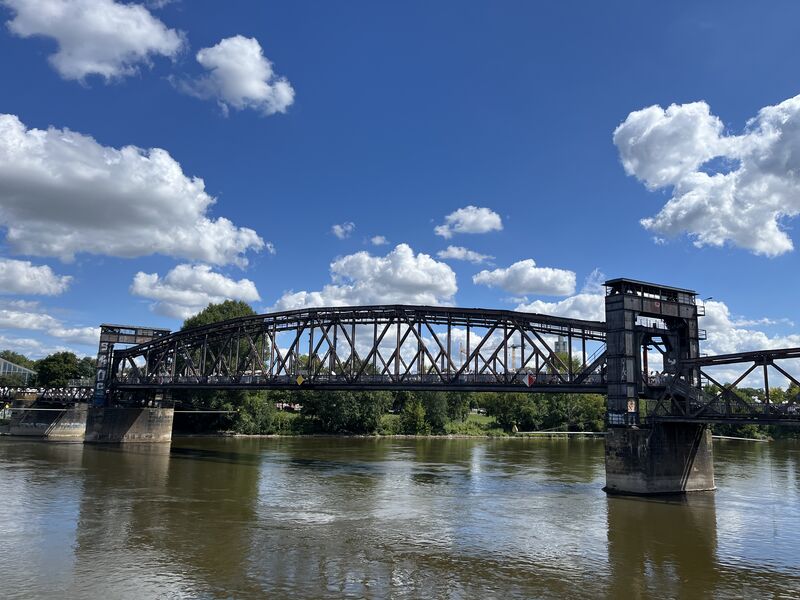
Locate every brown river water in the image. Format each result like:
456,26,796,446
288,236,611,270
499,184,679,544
0,436,798,599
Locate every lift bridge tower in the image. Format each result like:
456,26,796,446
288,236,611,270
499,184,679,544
603,279,714,494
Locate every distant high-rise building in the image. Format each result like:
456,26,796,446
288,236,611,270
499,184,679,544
554,336,569,355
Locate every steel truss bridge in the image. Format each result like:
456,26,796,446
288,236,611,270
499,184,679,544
110,306,608,394
651,347,800,425
4,279,800,427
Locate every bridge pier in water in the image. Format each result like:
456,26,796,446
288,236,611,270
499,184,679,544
7,392,88,442
603,279,714,495
84,405,174,443
604,423,715,494
83,324,175,443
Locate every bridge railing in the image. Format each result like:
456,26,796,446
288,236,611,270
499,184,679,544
115,370,607,391
0,387,93,402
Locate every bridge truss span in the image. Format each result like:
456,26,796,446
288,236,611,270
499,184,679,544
643,347,800,425
110,305,607,394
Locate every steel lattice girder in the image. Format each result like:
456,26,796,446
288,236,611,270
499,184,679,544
648,347,800,424
109,305,608,393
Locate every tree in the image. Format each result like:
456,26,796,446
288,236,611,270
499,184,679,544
300,390,390,434
539,393,605,431
235,392,279,434
0,350,35,370
421,392,448,434
399,398,429,434
787,383,800,404
446,392,471,423
0,373,27,386
77,356,96,379
35,352,81,386
392,390,415,413
182,300,261,373
484,393,538,432
182,300,256,330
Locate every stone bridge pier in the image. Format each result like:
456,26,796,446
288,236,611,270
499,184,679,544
7,392,88,442
604,423,715,494
84,405,174,443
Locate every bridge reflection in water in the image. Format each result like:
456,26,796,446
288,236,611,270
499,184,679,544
607,494,718,596
1,437,799,598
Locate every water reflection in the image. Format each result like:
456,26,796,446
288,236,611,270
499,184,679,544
1,437,800,598
607,494,718,598
241,438,612,598
0,440,84,600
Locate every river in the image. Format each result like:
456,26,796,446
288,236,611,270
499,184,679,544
0,436,798,598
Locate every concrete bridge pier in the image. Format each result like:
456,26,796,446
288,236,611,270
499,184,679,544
7,392,88,442
604,423,715,495
85,395,174,443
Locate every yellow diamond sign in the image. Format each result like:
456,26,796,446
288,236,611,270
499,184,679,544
296,375,305,385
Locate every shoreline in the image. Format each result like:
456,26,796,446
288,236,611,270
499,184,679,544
171,431,769,442
172,431,605,440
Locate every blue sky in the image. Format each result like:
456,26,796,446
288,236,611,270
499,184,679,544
1,0,800,359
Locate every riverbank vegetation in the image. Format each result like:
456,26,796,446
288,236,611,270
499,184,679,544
170,387,799,439
172,389,606,436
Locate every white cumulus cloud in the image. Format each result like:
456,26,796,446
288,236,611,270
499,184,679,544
370,235,389,246
701,300,800,357
0,113,264,266
2,0,184,81
271,243,457,310
0,306,98,346
0,258,71,295
436,245,494,265
473,259,575,296
516,293,605,321
697,299,800,386
179,35,294,116
0,333,75,359
130,263,261,320
581,268,607,294
614,94,800,256
332,222,355,239
434,206,503,239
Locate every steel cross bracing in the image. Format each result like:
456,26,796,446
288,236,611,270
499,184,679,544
109,305,608,394
645,347,800,425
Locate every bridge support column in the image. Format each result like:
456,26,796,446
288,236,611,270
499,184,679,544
7,393,88,442
84,406,174,443
604,423,715,495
